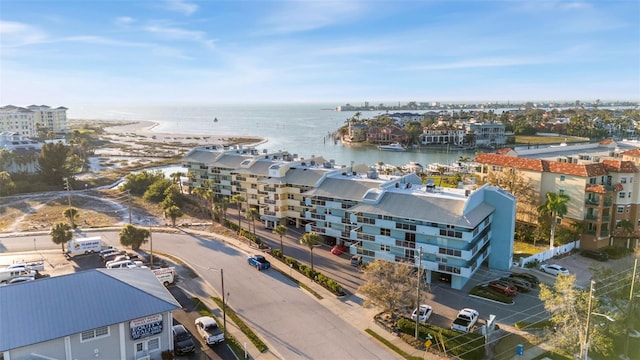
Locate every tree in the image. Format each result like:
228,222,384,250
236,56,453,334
538,192,570,249
143,178,173,203
164,205,183,226
120,170,165,196
539,275,614,358
247,207,260,236
50,222,72,253
170,172,185,193
118,224,150,251
0,171,16,196
485,167,538,224
231,194,245,231
299,232,322,271
273,224,287,257
213,197,229,224
38,141,71,185
62,207,79,228
615,219,635,248
357,259,417,316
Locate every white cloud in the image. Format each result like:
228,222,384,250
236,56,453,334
161,0,198,16
143,23,215,48
115,16,136,26
259,1,365,35
0,21,48,47
409,57,553,71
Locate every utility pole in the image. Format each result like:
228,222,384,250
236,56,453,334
127,190,132,224
415,247,422,339
583,279,596,360
64,177,71,207
221,268,227,339
623,258,638,359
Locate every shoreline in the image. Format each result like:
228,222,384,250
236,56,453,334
72,118,264,147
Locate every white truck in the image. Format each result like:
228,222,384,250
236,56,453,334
451,308,479,333
66,236,103,256
195,316,224,345
0,268,37,284
151,267,176,287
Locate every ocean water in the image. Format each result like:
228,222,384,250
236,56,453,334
68,103,475,167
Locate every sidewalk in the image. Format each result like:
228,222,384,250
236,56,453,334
176,227,445,360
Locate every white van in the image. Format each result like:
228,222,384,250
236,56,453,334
0,268,36,284
106,260,138,269
66,236,103,256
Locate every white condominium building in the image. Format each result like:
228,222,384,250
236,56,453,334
0,105,68,137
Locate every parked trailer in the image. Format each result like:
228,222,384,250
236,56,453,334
66,236,103,257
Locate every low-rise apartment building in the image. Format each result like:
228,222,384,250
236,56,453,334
183,146,517,289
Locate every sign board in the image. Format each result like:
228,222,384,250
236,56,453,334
130,314,163,340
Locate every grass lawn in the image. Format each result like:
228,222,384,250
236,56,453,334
514,241,549,258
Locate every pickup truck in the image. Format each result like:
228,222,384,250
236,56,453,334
451,308,479,333
195,316,224,345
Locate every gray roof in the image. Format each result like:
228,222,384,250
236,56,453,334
304,176,382,201
0,268,181,351
349,191,495,228
233,159,276,176
260,167,328,186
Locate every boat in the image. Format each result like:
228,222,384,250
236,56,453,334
213,117,218,123
378,142,406,152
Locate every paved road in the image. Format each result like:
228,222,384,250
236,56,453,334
85,229,392,360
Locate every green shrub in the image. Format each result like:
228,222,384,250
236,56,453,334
396,319,484,359
524,259,540,268
271,249,282,258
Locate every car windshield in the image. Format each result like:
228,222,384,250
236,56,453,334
255,256,267,263
176,331,190,341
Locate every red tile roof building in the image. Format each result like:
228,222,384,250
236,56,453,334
474,152,639,250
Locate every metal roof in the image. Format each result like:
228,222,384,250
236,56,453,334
349,191,494,228
0,268,181,351
304,175,383,201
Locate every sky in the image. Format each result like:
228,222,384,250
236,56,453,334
1,0,639,106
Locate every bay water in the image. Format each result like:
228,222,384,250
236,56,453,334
69,103,475,168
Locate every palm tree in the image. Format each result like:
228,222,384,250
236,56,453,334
273,224,287,257
202,189,214,219
247,207,260,236
170,172,185,193
616,219,634,248
164,205,183,226
118,224,150,251
231,194,245,231
63,207,79,228
300,232,323,271
538,192,570,249
50,222,72,253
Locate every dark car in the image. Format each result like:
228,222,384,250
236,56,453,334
172,324,196,354
510,272,539,286
488,281,518,296
580,249,608,261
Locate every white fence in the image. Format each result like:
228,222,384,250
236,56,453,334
515,240,580,268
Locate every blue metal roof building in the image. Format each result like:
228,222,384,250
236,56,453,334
0,268,181,359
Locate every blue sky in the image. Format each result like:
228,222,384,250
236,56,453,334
1,0,638,105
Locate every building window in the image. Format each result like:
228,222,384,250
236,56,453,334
559,189,565,195
405,232,416,242
589,177,596,184
134,337,161,355
560,175,566,181
380,228,391,236
620,192,626,199
380,244,390,252
621,177,627,184
81,326,109,342
629,192,632,198
618,206,625,214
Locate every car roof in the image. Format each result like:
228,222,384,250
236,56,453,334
172,324,188,334
196,316,216,325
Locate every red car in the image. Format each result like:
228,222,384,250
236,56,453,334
488,281,518,296
331,244,349,255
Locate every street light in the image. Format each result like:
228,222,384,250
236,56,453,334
622,258,638,360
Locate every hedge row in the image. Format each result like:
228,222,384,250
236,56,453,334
272,249,345,296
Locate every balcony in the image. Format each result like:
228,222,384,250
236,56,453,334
585,214,598,220
585,199,599,206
